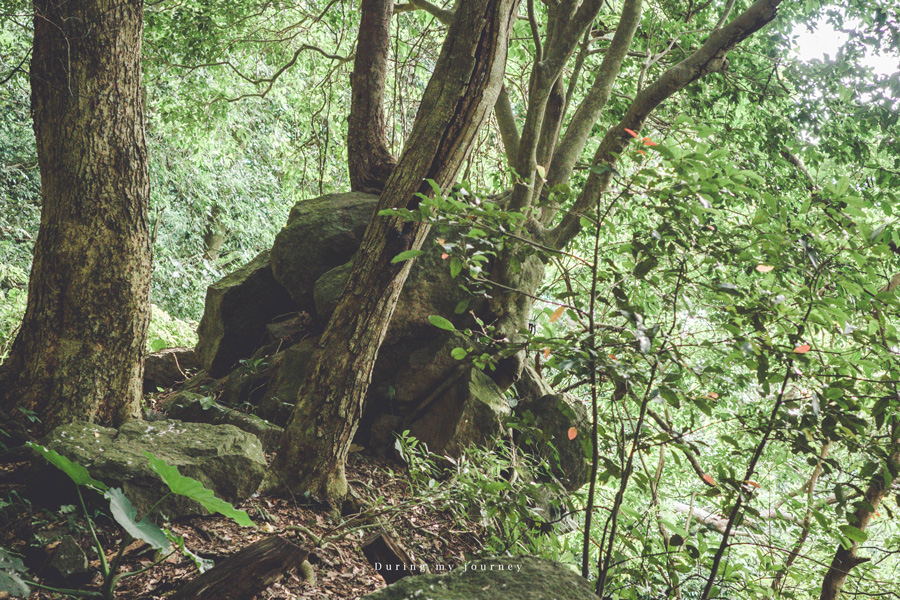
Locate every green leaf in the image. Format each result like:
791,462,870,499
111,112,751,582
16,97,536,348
105,488,171,552
451,347,467,360
0,548,30,597
145,452,255,527
450,257,462,278
839,525,867,544
27,443,107,491
390,249,425,264
427,315,456,331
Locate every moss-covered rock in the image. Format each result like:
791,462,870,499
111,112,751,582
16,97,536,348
195,250,298,377
361,556,600,600
34,420,266,520
270,192,378,311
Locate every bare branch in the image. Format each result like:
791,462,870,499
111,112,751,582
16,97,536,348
551,0,783,248
494,84,521,164
545,0,642,196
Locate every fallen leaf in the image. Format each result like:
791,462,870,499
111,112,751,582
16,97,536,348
567,427,578,440
793,344,811,354
755,265,774,272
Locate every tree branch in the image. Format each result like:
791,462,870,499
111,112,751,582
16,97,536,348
494,84,520,165
545,0,642,196
551,0,783,249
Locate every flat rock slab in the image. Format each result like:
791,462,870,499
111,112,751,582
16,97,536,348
34,420,266,520
361,556,600,600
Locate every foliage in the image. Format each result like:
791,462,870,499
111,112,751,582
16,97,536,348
395,429,573,559
15,443,254,599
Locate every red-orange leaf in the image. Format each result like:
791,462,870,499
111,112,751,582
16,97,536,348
702,474,717,486
642,137,658,147
636,149,646,155
549,305,565,323
624,128,639,138
543,347,551,359
745,480,761,489
567,427,578,440
441,253,449,260
793,344,811,354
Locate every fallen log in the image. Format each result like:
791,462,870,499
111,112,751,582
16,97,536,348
170,535,309,600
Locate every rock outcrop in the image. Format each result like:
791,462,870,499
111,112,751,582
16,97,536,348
361,556,600,600
33,420,266,519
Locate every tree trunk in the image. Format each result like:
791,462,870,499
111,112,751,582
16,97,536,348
347,0,397,193
819,445,900,600
265,0,521,504
0,0,150,436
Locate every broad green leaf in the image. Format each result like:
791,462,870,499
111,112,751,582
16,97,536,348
27,443,107,491
105,488,171,552
427,315,456,331
451,347,467,360
144,452,255,527
390,249,425,264
839,525,868,543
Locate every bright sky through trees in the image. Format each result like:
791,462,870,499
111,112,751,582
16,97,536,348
793,19,899,76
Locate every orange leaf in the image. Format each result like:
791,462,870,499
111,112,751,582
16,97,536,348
543,347,551,359
549,306,566,323
437,238,446,245
755,265,774,273
745,480,761,489
636,150,646,155
708,392,719,399
624,128,639,138
702,474,716,486
567,427,578,440
642,137,658,147
441,253,449,260
793,344,811,354
609,354,617,360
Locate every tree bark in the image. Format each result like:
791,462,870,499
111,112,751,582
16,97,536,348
265,0,520,504
819,444,900,600
347,0,397,193
0,0,150,435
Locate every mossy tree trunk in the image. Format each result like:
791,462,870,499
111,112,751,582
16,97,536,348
0,0,150,435
266,0,521,503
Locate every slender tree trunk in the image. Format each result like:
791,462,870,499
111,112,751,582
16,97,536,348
347,0,397,193
819,444,900,600
0,0,150,436
266,0,521,504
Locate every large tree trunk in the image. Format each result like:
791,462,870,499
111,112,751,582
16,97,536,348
0,0,150,436
265,0,521,504
347,0,397,193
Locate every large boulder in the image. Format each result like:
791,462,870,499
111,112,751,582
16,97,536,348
270,192,378,312
162,391,285,453
33,420,266,520
514,393,590,492
195,250,298,377
361,556,600,600
407,367,510,456
218,337,318,426
143,346,198,391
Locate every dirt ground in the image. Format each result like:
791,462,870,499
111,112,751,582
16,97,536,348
0,450,486,600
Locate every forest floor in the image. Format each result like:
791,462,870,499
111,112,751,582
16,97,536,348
0,448,486,600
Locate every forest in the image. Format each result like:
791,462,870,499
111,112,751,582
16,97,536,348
1,0,899,599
